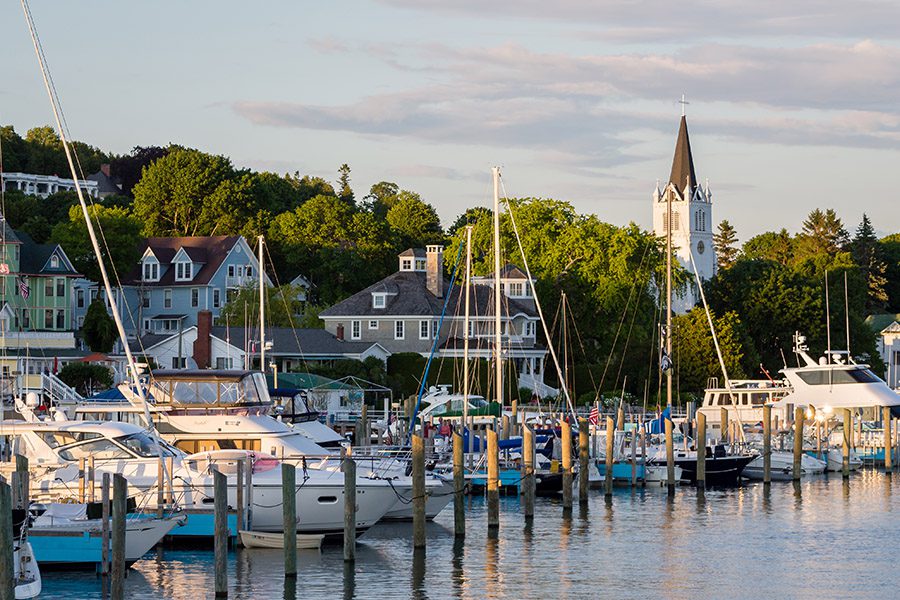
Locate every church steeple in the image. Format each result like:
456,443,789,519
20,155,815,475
668,115,697,195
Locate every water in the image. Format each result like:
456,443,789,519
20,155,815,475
41,471,899,599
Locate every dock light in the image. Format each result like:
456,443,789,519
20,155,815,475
822,405,833,415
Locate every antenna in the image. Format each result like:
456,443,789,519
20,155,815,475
679,94,690,117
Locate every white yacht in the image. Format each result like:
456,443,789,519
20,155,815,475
73,370,451,521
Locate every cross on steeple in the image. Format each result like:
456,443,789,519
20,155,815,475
678,94,689,117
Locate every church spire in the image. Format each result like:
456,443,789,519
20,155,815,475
668,115,697,195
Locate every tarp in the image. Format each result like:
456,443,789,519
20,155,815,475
643,407,672,434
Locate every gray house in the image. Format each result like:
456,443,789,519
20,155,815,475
319,246,553,394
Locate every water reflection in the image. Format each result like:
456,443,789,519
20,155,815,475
451,538,465,598
284,573,297,600
411,548,427,600
342,561,355,600
485,534,500,598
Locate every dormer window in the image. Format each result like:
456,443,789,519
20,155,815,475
372,293,387,309
142,259,159,282
175,261,193,281
50,255,59,268
415,259,426,270
401,258,413,271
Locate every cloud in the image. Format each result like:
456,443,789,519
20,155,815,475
386,164,477,181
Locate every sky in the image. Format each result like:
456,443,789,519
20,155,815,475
2,1,899,243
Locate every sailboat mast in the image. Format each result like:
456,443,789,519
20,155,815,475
259,235,265,372
844,271,851,356
666,181,673,409
492,167,503,408
463,225,472,424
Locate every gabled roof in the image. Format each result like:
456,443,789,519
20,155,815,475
210,326,381,357
882,321,900,334
668,115,698,195
398,248,426,258
866,313,900,334
123,235,242,286
16,231,79,276
476,263,528,280
86,170,122,195
319,271,537,319
0,219,22,245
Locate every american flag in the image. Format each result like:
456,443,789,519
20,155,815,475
588,405,600,425
18,277,29,300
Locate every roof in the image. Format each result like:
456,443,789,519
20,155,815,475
475,263,529,280
883,322,900,334
122,235,242,286
668,115,698,194
865,313,900,334
319,271,537,319
86,170,122,195
212,326,380,357
0,219,21,245
16,231,78,276
269,372,354,390
398,248,426,258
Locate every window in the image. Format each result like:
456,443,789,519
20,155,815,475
164,289,173,309
373,294,386,309
175,261,192,281
50,255,59,268
467,320,474,338
44,309,53,329
45,279,53,297
143,261,159,281
415,259,426,271
56,310,65,329
524,321,536,337
432,319,439,339
191,288,200,308
76,289,85,308
351,320,361,340
22,310,30,329
142,291,151,309
368,320,378,330
796,368,881,385
56,278,65,297
227,265,235,278
212,288,221,309
215,357,234,369
401,258,413,271
172,357,186,369
509,282,524,297
419,320,429,340
394,320,405,340
143,319,151,332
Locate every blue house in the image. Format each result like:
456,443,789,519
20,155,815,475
116,235,271,339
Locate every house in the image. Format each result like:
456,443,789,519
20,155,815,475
288,273,312,303
319,245,553,395
868,313,900,389
86,164,123,198
1,172,99,199
117,235,271,337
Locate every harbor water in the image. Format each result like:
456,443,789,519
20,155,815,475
41,471,898,599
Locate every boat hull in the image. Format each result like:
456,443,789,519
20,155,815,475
673,454,756,485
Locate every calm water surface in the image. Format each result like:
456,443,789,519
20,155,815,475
41,471,899,599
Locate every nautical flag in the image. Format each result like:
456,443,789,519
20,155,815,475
18,277,30,300
588,405,600,425
659,350,673,372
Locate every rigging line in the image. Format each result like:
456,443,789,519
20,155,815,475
562,296,600,397
261,240,314,376
612,253,656,394
406,239,465,445
498,181,577,422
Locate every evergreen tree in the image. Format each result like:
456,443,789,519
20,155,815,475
82,299,117,352
795,208,849,261
712,220,738,270
851,213,888,309
337,164,354,205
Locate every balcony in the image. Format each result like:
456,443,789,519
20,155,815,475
226,275,255,289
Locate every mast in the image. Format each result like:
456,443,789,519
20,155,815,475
259,235,265,372
666,177,673,409
463,225,472,425
492,167,503,408
844,271,851,357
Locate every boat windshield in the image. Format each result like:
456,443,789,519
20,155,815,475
796,368,881,386
57,432,176,461
153,373,270,406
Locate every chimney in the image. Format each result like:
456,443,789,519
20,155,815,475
100,163,111,178
426,245,444,298
193,310,212,369
336,323,344,341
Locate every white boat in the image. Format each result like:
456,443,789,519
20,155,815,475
239,529,324,550
12,534,41,599
742,450,827,481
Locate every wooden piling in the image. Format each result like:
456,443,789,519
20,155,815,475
214,468,228,597
665,417,675,495
616,406,625,431
111,474,127,600
842,408,851,478
630,430,637,486
88,455,95,503
487,428,500,529
697,412,707,488
578,419,590,503
101,473,110,576
604,417,615,497
453,429,465,537
793,407,804,481
0,480,13,600
511,399,519,437
79,457,86,504
412,434,427,547
720,407,729,444
640,423,647,488
236,459,245,537
282,463,297,577
343,457,357,561
13,455,28,510
522,425,535,520
763,404,772,485
561,420,573,510
884,407,893,471
360,404,368,447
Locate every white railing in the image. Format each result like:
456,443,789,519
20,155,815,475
226,276,254,289
40,372,84,404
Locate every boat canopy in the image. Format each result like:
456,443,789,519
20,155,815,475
148,370,271,407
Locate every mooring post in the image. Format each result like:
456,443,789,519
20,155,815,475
487,428,500,529
561,420,573,510
13,455,28,510
453,429,465,537
523,425,535,520
842,408,851,478
88,455,95,503
79,456,86,504
630,430,637,486
763,404,772,485
511,399,519,437
885,407,894,471
0,480,13,600
282,463,297,577
467,415,475,467
665,417,675,495
343,456,357,561
578,418,590,503
412,434,427,548
616,406,625,431
604,417,615,497
640,422,647,488
720,407,729,445
101,472,110,577
236,459,245,539
360,403,368,448
111,474,127,600
793,407,804,481
697,412,707,489
214,468,228,597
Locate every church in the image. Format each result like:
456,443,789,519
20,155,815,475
652,114,716,313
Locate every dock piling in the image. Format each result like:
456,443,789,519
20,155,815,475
487,428,500,529
236,459,245,537
665,418,675,496
452,429,465,537
763,404,772,485
157,458,165,518
101,472,110,576
213,468,228,597
412,434,427,548
793,407,804,480
604,417,615,497
0,479,13,600
561,420,573,510
343,457,357,561
697,412,706,489
523,425,535,520
111,474,127,600
79,457,86,504
12,455,28,510
842,409,851,478
884,407,893,471
579,418,589,503
88,455,95,503
282,463,297,577
511,399,519,437
360,404,368,447
720,407,729,444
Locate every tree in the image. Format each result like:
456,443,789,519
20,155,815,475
337,164,354,205
851,214,888,310
447,207,491,236
51,204,143,282
82,299,117,352
0,126,27,172
880,233,900,312
741,229,794,265
362,181,400,218
386,193,444,249
216,284,308,328
109,145,170,196
673,308,751,394
57,363,113,396
712,220,738,270
24,126,67,175
794,208,849,262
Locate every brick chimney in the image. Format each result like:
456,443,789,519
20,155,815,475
336,323,344,341
100,163,111,178
426,245,444,298
193,310,212,369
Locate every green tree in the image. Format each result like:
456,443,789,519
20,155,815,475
109,145,170,196
447,207,491,236
57,363,114,396
741,229,794,265
216,284,308,328
82,299,117,352
673,308,751,394
794,208,849,262
712,220,739,270
24,126,67,175
880,233,900,312
386,193,444,249
337,164,354,205
0,126,27,172
851,214,888,310
51,204,143,282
